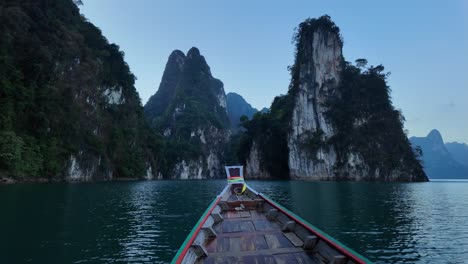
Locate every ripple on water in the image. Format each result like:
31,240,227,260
0,180,467,263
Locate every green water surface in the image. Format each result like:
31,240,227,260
1,180,467,263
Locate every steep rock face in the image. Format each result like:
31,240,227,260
145,48,230,179
241,16,427,181
0,0,156,181
287,24,342,179
245,143,270,179
144,50,185,119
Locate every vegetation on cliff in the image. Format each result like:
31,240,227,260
325,60,425,179
0,0,158,179
237,15,426,180
144,48,230,177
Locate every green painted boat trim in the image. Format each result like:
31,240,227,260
259,192,373,263
171,195,220,263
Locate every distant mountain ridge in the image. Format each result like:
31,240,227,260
445,142,468,168
226,92,260,131
410,129,468,179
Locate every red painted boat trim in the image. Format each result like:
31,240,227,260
259,194,367,264
175,195,222,264
227,176,242,180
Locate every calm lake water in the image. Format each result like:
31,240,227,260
1,180,467,264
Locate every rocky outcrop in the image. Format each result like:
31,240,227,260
288,23,343,180
242,16,427,181
145,48,231,179
245,143,270,179
144,50,185,120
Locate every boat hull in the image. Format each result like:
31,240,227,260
172,185,371,264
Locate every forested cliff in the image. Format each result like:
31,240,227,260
0,0,158,181
0,2,426,182
239,16,427,181
144,48,231,179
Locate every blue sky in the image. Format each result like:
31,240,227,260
79,0,467,143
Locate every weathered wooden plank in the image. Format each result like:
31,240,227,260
295,225,312,242
284,232,304,247
218,201,230,211
215,230,284,238
276,213,290,226
241,255,276,264
265,233,294,249
188,188,361,264
202,256,238,264
253,220,277,231
295,252,320,264
239,211,251,218
228,237,241,252
203,238,217,253
211,211,223,224
228,234,269,252
266,208,278,220
249,210,267,220
223,211,240,219
202,226,217,238
214,237,230,253
222,220,255,233
313,240,343,263
330,255,347,264
274,253,299,264
191,243,207,258
222,200,264,210
206,247,304,258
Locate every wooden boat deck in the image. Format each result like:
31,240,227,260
174,185,369,264
201,193,319,264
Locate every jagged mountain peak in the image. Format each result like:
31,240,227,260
410,130,468,179
144,49,187,119
427,129,444,143
187,47,201,58
144,48,230,178
170,49,185,57
168,49,186,69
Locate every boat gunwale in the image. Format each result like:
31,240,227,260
172,185,229,264
253,186,372,264
173,184,372,264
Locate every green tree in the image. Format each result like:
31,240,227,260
0,131,24,174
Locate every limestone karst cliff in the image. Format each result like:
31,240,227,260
241,16,427,181
0,0,157,181
144,48,230,179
